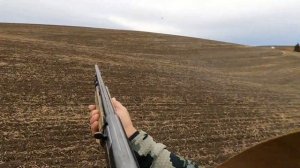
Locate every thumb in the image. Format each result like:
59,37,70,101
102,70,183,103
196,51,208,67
112,97,121,110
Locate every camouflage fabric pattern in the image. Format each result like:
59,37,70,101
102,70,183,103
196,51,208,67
130,131,201,168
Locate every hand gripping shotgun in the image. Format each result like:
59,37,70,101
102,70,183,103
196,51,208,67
94,65,139,168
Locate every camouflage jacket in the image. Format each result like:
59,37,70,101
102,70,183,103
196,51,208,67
129,130,201,168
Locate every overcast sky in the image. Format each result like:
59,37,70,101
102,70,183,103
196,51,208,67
0,0,299,45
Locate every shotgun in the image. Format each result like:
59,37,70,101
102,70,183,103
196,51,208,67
94,65,139,168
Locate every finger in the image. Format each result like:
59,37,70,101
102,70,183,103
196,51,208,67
90,113,99,125
88,105,96,111
90,109,99,117
91,121,99,134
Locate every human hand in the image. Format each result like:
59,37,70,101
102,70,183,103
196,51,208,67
89,98,137,138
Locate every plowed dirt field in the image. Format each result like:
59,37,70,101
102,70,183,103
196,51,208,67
1,23,299,167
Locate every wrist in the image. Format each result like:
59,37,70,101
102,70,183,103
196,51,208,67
125,126,137,138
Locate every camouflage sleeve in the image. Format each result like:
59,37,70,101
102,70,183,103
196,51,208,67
129,130,201,168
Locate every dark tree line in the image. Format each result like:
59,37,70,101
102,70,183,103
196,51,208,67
295,43,300,52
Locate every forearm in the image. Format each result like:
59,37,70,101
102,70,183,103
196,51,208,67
129,131,201,168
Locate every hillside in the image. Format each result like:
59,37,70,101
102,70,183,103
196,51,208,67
0,23,299,167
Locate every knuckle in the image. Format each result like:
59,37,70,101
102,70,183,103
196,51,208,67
92,121,99,131
92,110,99,115
90,114,99,124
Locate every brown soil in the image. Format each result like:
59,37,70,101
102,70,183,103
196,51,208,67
0,23,299,167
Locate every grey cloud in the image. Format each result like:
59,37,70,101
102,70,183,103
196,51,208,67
0,0,299,45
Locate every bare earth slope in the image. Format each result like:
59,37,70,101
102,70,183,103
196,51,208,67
0,23,299,167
